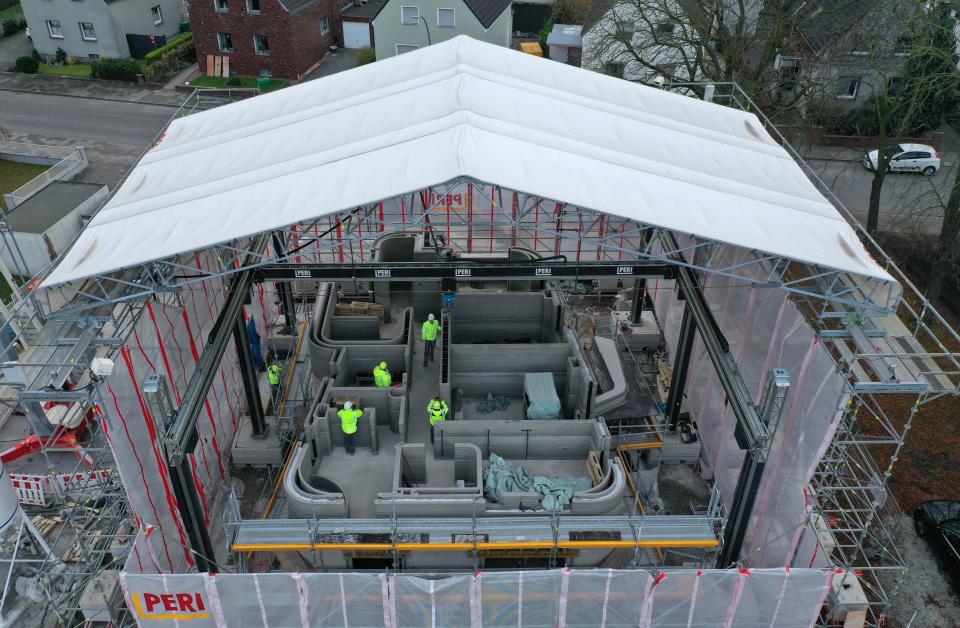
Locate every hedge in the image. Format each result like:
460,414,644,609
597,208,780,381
14,55,38,74
143,32,193,63
91,57,141,82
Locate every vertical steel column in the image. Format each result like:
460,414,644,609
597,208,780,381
168,451,217,573
665,306,696,430
234,316,267,437
271,232,297,334
630,278,646,324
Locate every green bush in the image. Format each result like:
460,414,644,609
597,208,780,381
14,55,38,74
31,48,40,62
225,76,245,86
356,47,375,66
54,47,66,64
143,32,193,63
2,18,21,37
91,57,141,82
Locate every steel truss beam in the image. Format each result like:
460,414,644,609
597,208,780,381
35,178,900,317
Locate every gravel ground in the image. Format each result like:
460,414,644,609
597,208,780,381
883,514,960,628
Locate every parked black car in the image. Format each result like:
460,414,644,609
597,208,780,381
914,500,960,589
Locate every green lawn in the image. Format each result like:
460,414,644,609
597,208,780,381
0,3,24,24
188,74,287,92
0,159,50,212
38,63,92,77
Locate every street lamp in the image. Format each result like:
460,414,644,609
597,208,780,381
419,15,432,45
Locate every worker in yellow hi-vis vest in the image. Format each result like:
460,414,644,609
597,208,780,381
422,313,441,367
337,401,362,455
267,361,282,402
427,397,448,443
373,362,392,387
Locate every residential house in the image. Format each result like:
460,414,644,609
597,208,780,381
21,0,184,60
189,0,336,80
370,0,511,60
546,23,581,65
580,0,699,84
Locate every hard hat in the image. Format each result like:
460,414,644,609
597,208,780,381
344,401,353,410
428,313,435,321
379,361,387,369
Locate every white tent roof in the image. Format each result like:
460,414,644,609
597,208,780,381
42,35,892,288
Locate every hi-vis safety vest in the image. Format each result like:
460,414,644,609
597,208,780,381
422,320,441,342
267,364,282,385
428,400,448,426
338,408,362,434
373,366,392,387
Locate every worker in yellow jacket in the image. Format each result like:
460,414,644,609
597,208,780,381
338,401,362,455
373,362,392,387
422,313,441,367
427,397,448,443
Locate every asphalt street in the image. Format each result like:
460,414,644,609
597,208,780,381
0,90,174,145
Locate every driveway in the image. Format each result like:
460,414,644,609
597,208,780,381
303,48,360,81
0,30,32,69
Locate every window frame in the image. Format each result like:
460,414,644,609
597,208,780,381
396,43,419,55
217,31,234,52
400,5,420,25
246,0,261,14
46,19,63,39
604,61,625,78
320,15,330,34
437,7,455,28
151,5,164,25
655,21,675,40
253,33,270,55
214,0,229,13
834,76,861,100
893,36,911,57
78,21,97,41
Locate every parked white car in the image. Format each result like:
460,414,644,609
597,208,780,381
863,143,941,175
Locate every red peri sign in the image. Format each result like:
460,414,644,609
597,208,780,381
132,591,209,621
428,191,465,212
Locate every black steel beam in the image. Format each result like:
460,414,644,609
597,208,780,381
717,454,765,568
665,305,695,430
255,261,673,283
270,232,297,333
233,316,267,438
168,458,217,573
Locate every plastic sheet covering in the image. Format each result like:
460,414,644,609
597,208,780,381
483,454,592,511
652,245,847,567
103,250,271,574
119,567,833,627
523,372,561,420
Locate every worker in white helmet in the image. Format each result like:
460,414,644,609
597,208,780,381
422,313,441,367
337,401,362,455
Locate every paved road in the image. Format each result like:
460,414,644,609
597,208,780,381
809,155,956,235
0,90,174,145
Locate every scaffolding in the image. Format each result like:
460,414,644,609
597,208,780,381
0,74,953,626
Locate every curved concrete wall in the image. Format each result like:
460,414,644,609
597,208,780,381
284,444,349,518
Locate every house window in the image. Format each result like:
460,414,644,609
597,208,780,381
217,32,233,52
776,56,801,87
46,19,63,39
247,0,261,13
321,16,330,34
656,21,675,40
604,61,625,78
151,5,163,24
835,76,861,99
396,44,419,54
850,35,868,56
215,0,228,13
88,53,99,61
887,76,903,95
260,69,272,78
437,8,454,27
79,21,96,41
616,21,635,40
254,34,269,55
894,36,911,56
401,6,419,25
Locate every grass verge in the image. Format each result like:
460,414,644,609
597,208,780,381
0,159,51,212
188,74,287,92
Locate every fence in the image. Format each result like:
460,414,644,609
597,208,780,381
9,469,114,506
0,141,88,209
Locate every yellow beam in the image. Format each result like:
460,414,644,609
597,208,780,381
233,538,720,552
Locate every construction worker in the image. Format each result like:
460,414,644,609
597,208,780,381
422,313,441,367
373,361,392,387
267,360,282,402
427,397,448,443
337,401,362,455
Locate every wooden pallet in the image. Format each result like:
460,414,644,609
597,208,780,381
585,451,604,485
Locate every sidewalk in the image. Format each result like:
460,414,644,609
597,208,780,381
0,71,187,106
800,145,866,163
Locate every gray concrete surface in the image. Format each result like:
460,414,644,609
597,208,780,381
303,48,361,81
0,30,32,69
0,90,172,144
0,71,188,105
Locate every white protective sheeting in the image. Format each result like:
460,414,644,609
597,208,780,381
119,567,835,627
42,35,891,287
